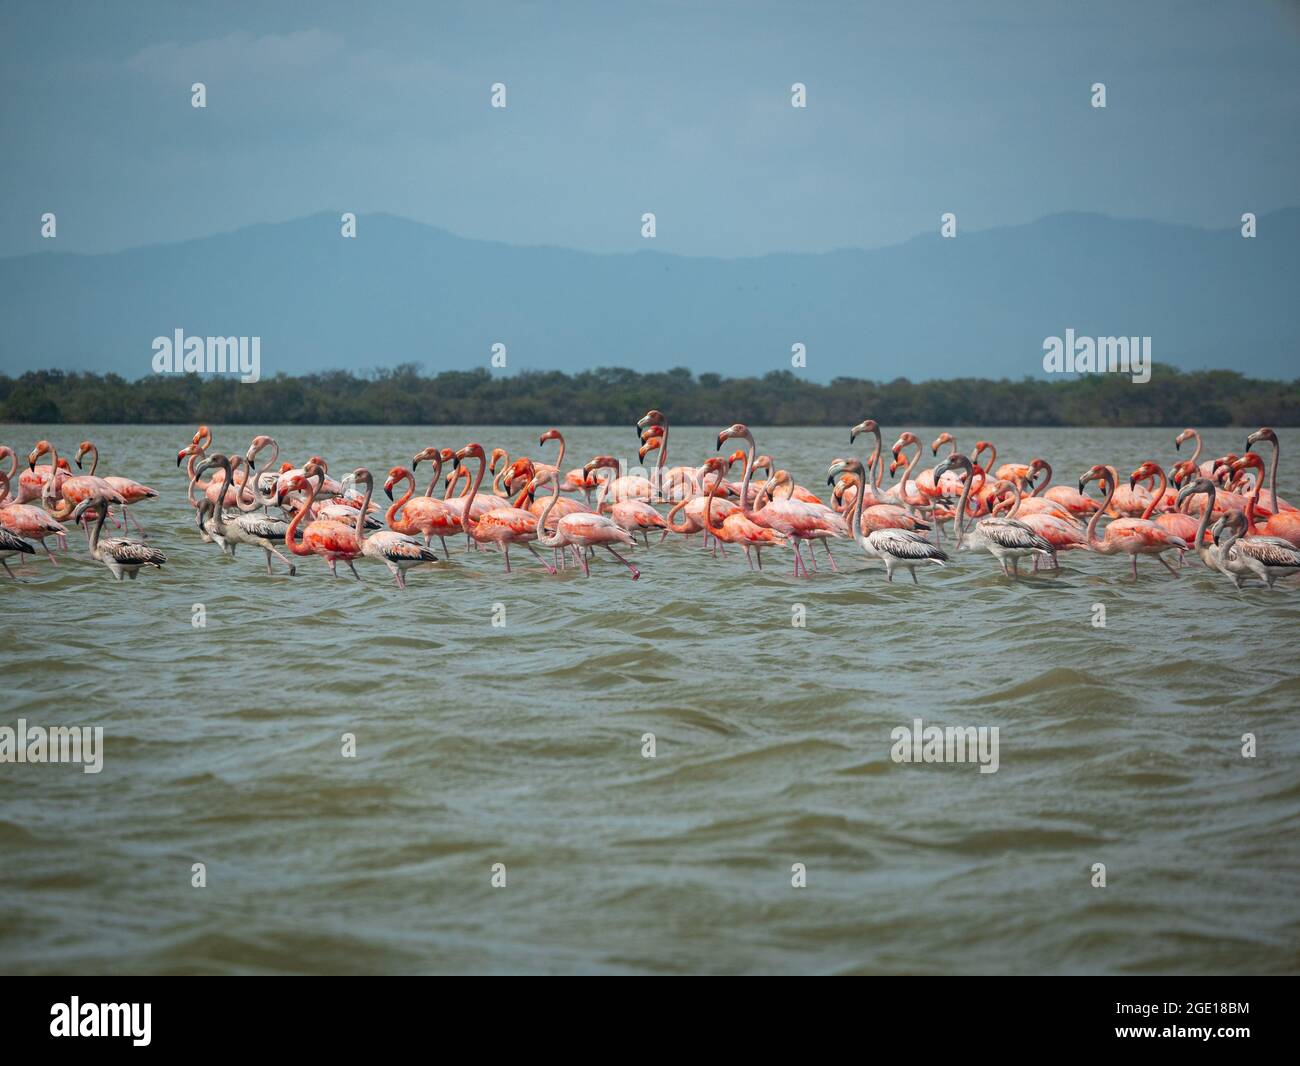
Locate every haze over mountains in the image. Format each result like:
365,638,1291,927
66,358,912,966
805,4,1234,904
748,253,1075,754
2,209,1296,383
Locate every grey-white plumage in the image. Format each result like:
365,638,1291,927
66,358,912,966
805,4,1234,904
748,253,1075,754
0,527,36,578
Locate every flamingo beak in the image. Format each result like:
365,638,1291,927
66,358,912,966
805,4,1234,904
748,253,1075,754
1175,438,1183,451
715,433,725,450
384,485,393,501
176,451,185,467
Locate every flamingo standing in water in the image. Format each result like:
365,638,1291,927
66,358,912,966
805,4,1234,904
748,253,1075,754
1077,465,1187,578
1129,461,1203,555
70,493,166,580
31,442,126,534
283,463,365,578
0,471,67,562
1210,509,1300,588
718,422,842,574
1023,458,1099,518
0,444,71,506
932,458,1055,577
532,469,640,578
384,466,460,555
585,456,668,546
987,483,1087,571
637,410,704,502
1242,427,1300,546
698,457,787,569
454,443,555,574
828,457,947,582
343,468,439,588
74,441,159,534
192,454,298,575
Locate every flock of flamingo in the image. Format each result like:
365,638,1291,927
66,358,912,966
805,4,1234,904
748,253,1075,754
2,416,1298,589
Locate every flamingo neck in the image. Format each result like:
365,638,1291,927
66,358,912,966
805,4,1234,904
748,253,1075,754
738,436,756,514
461,456,485,533
1139,468,1167,521
535,478,563,547
1085,475,1116,550
285,474,319,556
386,474,414,528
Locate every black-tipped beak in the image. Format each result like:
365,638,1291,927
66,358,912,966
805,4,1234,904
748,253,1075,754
384,485,393,501
715,434,725,450
176,452,184,467
1078,479,1087,493
75,457,83,470
827,473,837,487
248,459,256,472
1128,475,1138,489
1175,439,1182,451
538,436,546,447
849,430,858,443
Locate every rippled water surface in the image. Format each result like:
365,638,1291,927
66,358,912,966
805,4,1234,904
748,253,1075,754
1,423,1298,975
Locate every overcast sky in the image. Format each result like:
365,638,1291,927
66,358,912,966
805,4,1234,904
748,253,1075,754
2,0,1297,258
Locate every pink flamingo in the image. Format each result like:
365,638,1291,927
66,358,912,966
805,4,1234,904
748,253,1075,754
0,471,68,563
532,469,640,578
1078,465,1187,578
1023,458,1099,517
454,443,555,574
343,468,439,588
284,463,365,578
384,466,460,554
1241,428,1300,547
751,469,847,575
74,441,159,533
0,445,70,506
586,456,669,546
636,411,702,502
698,456,787,568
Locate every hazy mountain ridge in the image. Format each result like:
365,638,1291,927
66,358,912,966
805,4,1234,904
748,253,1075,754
2,208,1296,382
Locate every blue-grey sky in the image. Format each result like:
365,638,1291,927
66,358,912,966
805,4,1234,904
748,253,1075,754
2,0,1298,258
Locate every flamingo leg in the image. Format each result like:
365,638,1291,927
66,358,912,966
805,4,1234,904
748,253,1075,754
755,546,763,570
502,543,512,572
525,542,556,574
579,547,591,576
806,542,818,571
1,559,15,579
823,541,838,571
911,566,919,584
604,546,640,579
1131,555,1138,579
346,559,361,580
1159,554,1180,576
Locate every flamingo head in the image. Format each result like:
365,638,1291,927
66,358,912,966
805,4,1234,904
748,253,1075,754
637,409,666,440
716,423,751,450
74,441,94,469
176,440,205,467
504,458,535,493
637,436,662,463
27,440,53,470
1174,428,1196,450
1244,427,1276,454
486,447,508,473
931,432,954,455
1078,464,1112,494
1230,452,1264,478
1169,459,1197,487
1175,477,1216,510
933,453,974,484
383,467,411,500
192,425,213,448
827,457,865,487
539,428,562,448
244,435,275,469
849,419,878,444
1129,460,1162,489
724,449,747,472
411,447,439,471
454,443,486,470
1211,509,1247,545
583,455,619,476
892,432,919,453
761,470,791,499
972,441,993,463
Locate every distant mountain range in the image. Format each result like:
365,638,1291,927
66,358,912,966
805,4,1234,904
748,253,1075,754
2,208,1296,382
